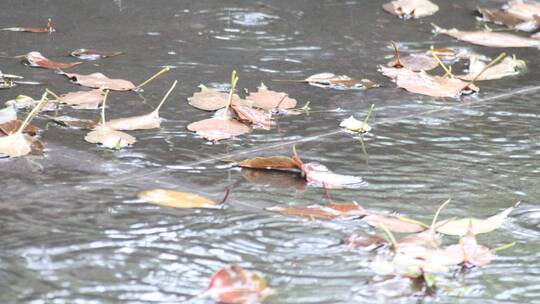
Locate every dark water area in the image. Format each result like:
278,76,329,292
1,0,539,303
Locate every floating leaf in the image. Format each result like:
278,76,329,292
232,104,271,130
137,189,217,208
71,49,123,60
436,205,514,236
207,265,271,304
49,116,98,129
56,89,105,109
63,72,136,91
235,156,300,171
345,234,387,250
102,80,177,130
187,84,242,111
268,202,367,220
302,162,366,189
442,223,493,267
393,69,479,98
365,214,427,233
24,52,81,69
1,18,55,33
458,56,525,81
246,83,297,110
387,42,438,71
305,73,379,90
432,24,540,47
504,0,540,22
340,116,372,133
0,105,17,124
187,117,251,141
477,7,523,28
5,95,59,111
0,120,38,136
383,0,439,19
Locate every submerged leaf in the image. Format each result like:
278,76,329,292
63,72,136,91
49,116,98,129
246,83,297,110
57,89,105,109
436,206,514,236
0,120,38,136
138,189,217,209
207,265,271,304
188,85,242,111
71,49,123,60
268,202,367,220
383,0,439,19
187,117,251,141
25,52,80,69
305,73,379,90
235,156,300,171
458,56,525,81
432,24,540,47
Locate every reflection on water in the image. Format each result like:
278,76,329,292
1,0,540,303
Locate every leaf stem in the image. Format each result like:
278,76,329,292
467,52,506,86
430,47,453,78
223,70,239,118
154,80,178,113
100,90,110,125
391,41,403,68
18,91,48,134
492,241,516,252
362,104,375,128
379,223,398,249
45,88,60,100
136,67,171,89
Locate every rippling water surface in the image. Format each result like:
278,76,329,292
1,0,539,303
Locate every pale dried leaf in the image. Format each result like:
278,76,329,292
434,25,540,47
383,0,439,19
305,73,379,90
138,189,217,209
246,83,297,110
25,51,80,69
63,72,136,91
340,116,372,133
187,117,251,141
436,206,514,236
85,125,136,149
458,56,525,81
71,49,123,60
57,89,104,109
188,85,241,111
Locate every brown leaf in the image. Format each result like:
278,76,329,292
458,56,525,81
383,0,439,19
70,49,123,60
477,7,522,28
268,202,366,220
344,234,387,250
187,117,251,141
504,0,540,22
137,189,217,209
0,132,31,157
207,264,271,304
245,83,297,110
187,85,242,111
232,104,271,130
57,89,105,109
387,53,438,71
85,125,136,149
63,72,136,91
25,52,80,69
102,80,177,130
235,156,300,171
394,69,479,98
0,120,38,136
365,214,427,233
304,73,379,90
1,19,55,33
442,225,493,267
433,24,540,47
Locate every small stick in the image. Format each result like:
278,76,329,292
217,188,231,205
222,70,239,117
492,241,516,252
100,90,110,125
379,223,398,249
136,67,171,89
431,198,451,229
153,80,178,113
361,104,375,129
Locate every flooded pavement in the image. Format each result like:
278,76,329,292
1,0,540,303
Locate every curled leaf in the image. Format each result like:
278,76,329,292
137,189,217,209
71,49,123,60
246,83,297,110
383,0,439,19
232,104,271,130
345,234,387,250
25,52,80,69
442,223,493,267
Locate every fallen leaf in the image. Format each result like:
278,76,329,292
1,18,55,33
70,49,123,60
365,214,427,233
0,120,39,136
102,80,177,130
24,52,81,69
442,223,493,267
235,156,300,171
187,117,251,141
63,72,136,91
383,0,439,19
436,205,514,236
137,189,217,208
207,265,271,304
0,93,47,157
5,95,59,111
246,83,297,110
504,0,540,22
394,69,479,98
432,24,540,47
268,202,367,220
388,53,438,71
57,89,105,109
187,85,242,111
458,56,525,81
477,7,523,28
340,116,372,133
49,116,98,129
305,73,379,90
232,104,271,130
